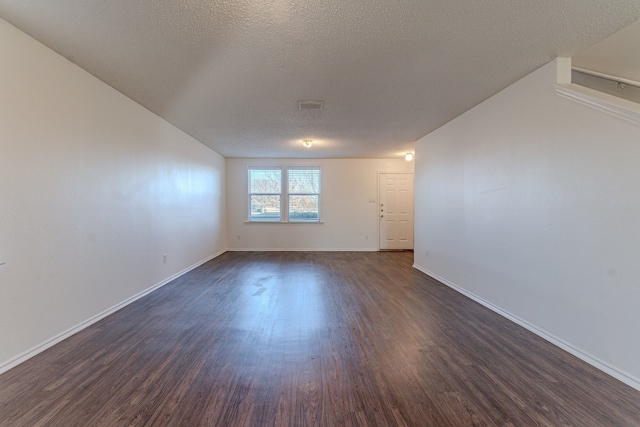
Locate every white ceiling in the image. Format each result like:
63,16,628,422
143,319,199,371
1,1,639,159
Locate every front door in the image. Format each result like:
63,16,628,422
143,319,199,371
379,173,414,250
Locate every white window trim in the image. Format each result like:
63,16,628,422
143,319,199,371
247,166,322,223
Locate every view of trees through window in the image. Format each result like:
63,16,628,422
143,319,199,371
249,169,282,221
249,167,320,222
288,169,320,221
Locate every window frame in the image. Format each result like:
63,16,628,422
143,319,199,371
247,166,321,223
248,166,283,222
287,166,321,223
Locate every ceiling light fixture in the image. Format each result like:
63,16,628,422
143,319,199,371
302,139,313,148
405,152,414,161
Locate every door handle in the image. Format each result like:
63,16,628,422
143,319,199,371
380,215,384,218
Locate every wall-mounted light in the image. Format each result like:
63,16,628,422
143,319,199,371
405,152,414,161
302,139,313,148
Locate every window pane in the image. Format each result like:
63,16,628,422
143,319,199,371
250,169,281,194
250,195,281,221
289,195,319,221
288,169,320,194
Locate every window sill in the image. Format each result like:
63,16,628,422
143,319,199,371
244,221,325,225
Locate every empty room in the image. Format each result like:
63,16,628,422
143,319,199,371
1,1,640,426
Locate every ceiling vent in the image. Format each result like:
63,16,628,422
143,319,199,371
298,100,323,110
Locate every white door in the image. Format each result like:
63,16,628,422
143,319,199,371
379,173,414,250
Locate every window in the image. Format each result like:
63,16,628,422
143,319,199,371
248,167,321,222
249,168,282,221
288,168,320,221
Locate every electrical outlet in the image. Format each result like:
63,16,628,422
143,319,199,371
163,254,167,263
425,250,429,256
237,234,241,240
365,235,369,240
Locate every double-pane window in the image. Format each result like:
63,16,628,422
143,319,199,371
249,168,282,221
288,168,320,221
249,167,321,222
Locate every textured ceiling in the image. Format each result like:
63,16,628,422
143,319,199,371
1,1,639,159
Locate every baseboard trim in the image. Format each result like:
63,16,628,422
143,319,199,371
0,250,226,376
226,248,379,252
412,263,640,392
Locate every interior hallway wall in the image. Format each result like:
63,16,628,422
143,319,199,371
413,59,640,389
0,19,226,372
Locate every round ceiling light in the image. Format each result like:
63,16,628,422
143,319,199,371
405,152,414,161
302,139,313,148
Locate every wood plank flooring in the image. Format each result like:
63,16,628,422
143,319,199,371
1,251,639,426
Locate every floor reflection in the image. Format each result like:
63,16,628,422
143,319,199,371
236,260,328,351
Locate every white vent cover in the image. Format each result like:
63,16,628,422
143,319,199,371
298,100,324,110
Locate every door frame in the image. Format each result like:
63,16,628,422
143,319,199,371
377,172,415,250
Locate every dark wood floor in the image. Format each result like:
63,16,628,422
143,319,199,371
1,251,639,426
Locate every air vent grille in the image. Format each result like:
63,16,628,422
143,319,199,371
298,101,324,110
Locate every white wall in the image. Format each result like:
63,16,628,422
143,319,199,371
0,19,226,372
227,158,414,250
413,59,640,389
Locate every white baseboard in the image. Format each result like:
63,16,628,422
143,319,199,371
0,250,226,376
226,247,379,252
412,263,640,392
